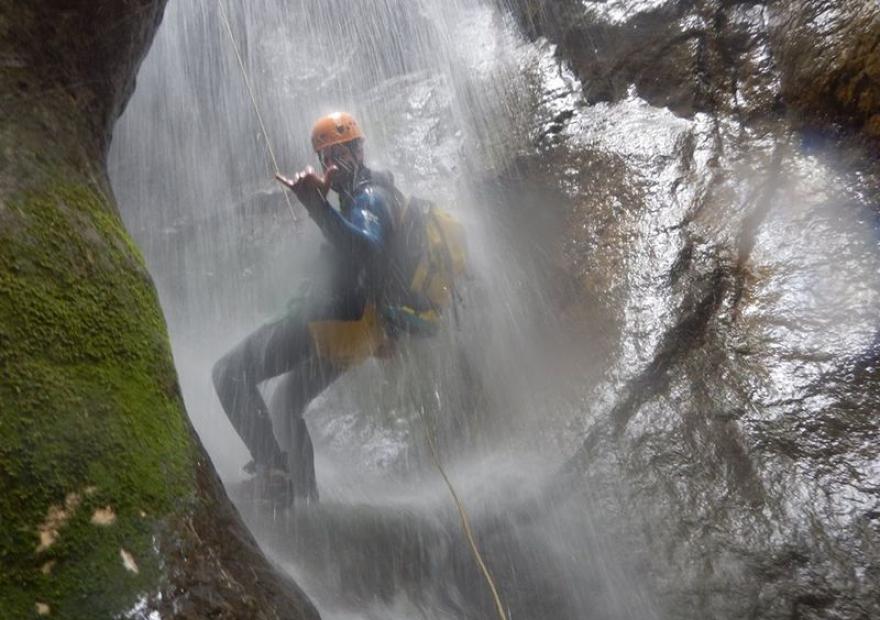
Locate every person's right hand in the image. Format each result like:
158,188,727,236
275,166,338,213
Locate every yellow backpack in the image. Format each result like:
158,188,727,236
386,195,467,334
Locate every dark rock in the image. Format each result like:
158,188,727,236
0,1,319,617
502,0,880,136
767,0,880,137
500,0,880,617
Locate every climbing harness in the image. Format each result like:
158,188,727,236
216,0,298,224
418,407,509,620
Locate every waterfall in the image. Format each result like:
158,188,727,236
109,1,657,618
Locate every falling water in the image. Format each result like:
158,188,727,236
109,1,657,618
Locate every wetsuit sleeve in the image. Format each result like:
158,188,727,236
307,187,391,257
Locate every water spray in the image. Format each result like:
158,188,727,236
216,0,299,224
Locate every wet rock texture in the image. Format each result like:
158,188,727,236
506,0,880,135
500,0,880,617
0,1,318,618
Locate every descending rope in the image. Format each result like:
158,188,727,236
419,409,509,620
216,0,298,223
219,2,502,616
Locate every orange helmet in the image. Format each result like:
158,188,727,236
311,112,365,152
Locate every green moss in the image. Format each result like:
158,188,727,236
0,181,196,618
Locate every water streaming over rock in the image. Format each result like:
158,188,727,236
498,1,880,617
108,1,655,618
107,0,880,617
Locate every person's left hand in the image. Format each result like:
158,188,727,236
275,165,338,213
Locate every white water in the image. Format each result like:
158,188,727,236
109,1,657,617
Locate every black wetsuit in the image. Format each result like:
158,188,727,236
212,168,396,500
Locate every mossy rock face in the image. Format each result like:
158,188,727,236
0,1,319,618
1,180,188,617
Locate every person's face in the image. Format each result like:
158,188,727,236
318,140,364,190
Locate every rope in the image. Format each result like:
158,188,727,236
419,410,508,620
216,0,298,223
217,3,503,616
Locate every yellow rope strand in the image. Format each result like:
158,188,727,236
421,413,508,620
216,0,298,223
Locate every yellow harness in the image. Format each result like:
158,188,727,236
307,303,393,367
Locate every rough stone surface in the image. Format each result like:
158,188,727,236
503,0,880,136
769,1,880,136
0,1,319,618
498,0,880,617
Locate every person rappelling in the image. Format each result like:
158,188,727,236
212,112,466,506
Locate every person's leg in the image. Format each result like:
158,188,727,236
270,360,344,502
212,310,317,470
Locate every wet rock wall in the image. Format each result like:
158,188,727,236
498,0,880,617
0,2,318,617
505,0,880,135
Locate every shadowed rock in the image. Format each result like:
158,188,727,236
503,0,880,136
500,0,880,617
0,1,319,617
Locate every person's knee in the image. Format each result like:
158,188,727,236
211,355,227,393
212,349,243,400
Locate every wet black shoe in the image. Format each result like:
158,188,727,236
256,466,293,509
240,461,292,509
242,451,288,476
263,468,293,508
